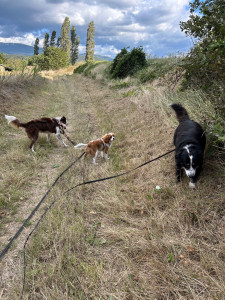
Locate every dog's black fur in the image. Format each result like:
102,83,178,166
5,115,68,152
171,103,206,188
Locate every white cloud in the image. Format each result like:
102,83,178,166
94,44,120,56
0,33,37,46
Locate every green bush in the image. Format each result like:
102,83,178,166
110,47,128,75
28,47,69,71
110,47,147,79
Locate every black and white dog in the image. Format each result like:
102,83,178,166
171,103,206,188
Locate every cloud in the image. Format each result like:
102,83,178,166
0,0,192,57
0,33,39,46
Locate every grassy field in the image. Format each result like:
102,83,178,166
0,65,224,299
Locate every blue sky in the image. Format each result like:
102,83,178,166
0,0,193,58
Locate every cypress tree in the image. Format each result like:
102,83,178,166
71,25,80,65
85,21,95,62
56,36,61,48
34,38,39,55
50,30,56,47
43,33,49,52
61,17,71,61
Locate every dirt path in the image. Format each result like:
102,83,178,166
0,74,100,299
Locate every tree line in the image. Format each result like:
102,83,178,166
30,18,95,70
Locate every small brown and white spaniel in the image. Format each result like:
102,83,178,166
74,133,115,164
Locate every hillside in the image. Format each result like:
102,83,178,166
0,65,224,299
0,42,112,61
0,42,43,56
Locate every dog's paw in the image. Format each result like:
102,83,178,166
189,182,196,189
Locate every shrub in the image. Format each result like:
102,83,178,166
110,47,147,79
110,47,128,75
28,47,69,71
0,53,7,64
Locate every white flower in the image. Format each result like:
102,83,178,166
155,185,161,190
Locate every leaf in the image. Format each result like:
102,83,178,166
93,238,99,246
187,246,195,253
99,238,106,245
51,164,60,168
167,252,174,263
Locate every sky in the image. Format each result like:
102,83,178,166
0,0,193,58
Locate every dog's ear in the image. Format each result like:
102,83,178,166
175,149,182,160
61,116,66,123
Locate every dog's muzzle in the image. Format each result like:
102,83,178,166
184,168,196,178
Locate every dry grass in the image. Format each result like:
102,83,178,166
0,69,225,300
39,64,84,80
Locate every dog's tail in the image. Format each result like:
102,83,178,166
5,115,26,129
74,143,87,149
170,103,190,123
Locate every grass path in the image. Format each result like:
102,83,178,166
0,73,225,299
0,74,98,298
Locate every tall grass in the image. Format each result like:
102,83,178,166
1,63,224,300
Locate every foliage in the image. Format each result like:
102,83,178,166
43,33,49,52
110,47,128,75
110,46,147,78
50,30,56,47
6,56,29,72
28,47,68,70
61,17,71,62
34,38,39,56
180,0,225,117
85,21,95,62
0,52,7,64
56,36,61,48
71,25,80,65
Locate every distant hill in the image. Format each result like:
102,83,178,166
0,42,113,61
0,42,42,56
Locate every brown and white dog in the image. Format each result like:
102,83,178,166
5,115,68,152
74,133,115,164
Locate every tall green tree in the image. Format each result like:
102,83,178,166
56,36,61,48
180,0,225,40
180,0,225,115
85,21,95,62
34,38,39,55
50,30,56,47
43,33,49,52
61,17,71,61
71,25,80,65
